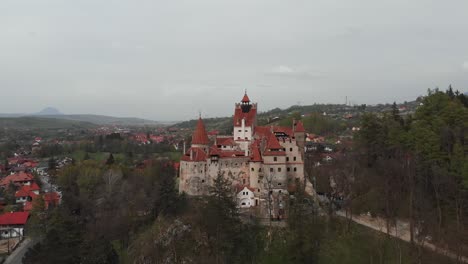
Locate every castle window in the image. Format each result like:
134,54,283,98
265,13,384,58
238,130,242,132
238,137,241,140
278,168,281,172
258,189,260,192
270,168,273,172
273,157,277,161
286,157,289,162
290,148,293,151
259,168,262,172
245,130,248,132
251,168,254,172
294,157,297,161
202,180,205,183
278,183,282,186
287,167,291,172
294,167,297,172
258,180,260,183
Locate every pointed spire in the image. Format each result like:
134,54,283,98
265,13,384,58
266,132,283,150
241,91,250,103
192,117,210,145
295,120,305,133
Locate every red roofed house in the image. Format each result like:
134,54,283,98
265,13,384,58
0,212,29,238
0,172,34,188
15,183,41,204
43,192,61,209
179,92,308,213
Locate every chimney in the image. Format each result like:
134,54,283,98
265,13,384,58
183,140,186,154
190,149,193,161
292,118,296,133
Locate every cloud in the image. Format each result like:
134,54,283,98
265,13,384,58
267,65,324,79
271,65,295,74
463,61,468,72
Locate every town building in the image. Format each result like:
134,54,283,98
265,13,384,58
0,212,29,239
179,93,308,213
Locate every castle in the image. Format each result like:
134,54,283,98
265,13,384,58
179,93,306,209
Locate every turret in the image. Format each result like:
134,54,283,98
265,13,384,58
241,92,252,113
293,120,306,155
191,117,210,152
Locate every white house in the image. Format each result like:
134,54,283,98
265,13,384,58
0,212,29,239
236,186,256,208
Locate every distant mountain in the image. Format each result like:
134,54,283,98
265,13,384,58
33,107,64,116
0,117,96,129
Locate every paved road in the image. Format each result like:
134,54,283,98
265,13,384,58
336,211,468,263
4,238,36,264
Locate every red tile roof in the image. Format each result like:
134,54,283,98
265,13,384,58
23,201,33,212
250,140,263,162
44,192,61,209
15,188,29,198
234,106,257,127
15,183,40,198
266,133,283,150
217,137,236,146
181,147,208,162
209,146,221,156
236,185,255,193
295,121,305,133
0,172,34,187
219,151,246,158
192,118,210,145
254,126,271,138
241,93,250,103
273,126,294,136
0,212,29,226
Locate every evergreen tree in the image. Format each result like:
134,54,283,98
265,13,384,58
48,158,56,171
106,153,115,165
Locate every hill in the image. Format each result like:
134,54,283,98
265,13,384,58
32,114,162,126
0,117,96,129
33,107,64,116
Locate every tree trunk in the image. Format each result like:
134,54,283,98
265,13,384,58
432,183,443,235
409,180,415,245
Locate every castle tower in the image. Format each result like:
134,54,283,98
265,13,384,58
191,117,210,153
293,120,306,156
233,92,257,152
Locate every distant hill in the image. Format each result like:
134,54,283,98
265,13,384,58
0,107,162,126
33,107,64,116
0,117,96,129
30,114,162,126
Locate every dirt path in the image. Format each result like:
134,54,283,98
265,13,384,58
336,211,468,263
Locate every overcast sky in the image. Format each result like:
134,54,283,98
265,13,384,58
1,0,467,121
